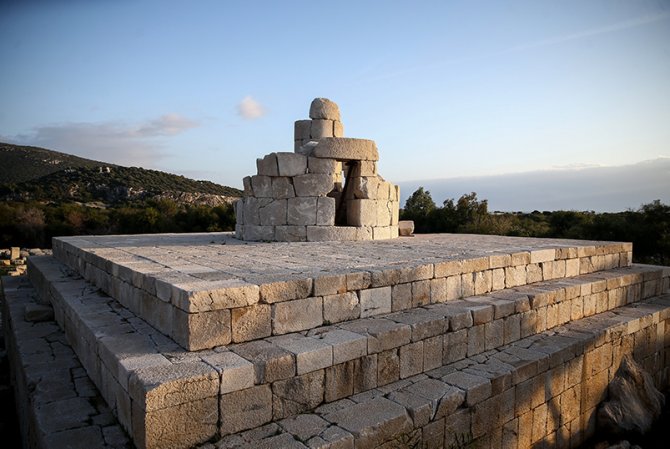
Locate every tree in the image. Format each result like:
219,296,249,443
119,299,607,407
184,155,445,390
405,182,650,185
401,187,437,232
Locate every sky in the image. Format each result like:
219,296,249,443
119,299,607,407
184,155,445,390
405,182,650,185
1,0,669,211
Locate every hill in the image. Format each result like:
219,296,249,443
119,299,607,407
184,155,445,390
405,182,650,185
0,142,241,205
0,142,110,184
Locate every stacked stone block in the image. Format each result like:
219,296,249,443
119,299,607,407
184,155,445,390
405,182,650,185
294,97,345,150
16,249,670,449
235,98,400,241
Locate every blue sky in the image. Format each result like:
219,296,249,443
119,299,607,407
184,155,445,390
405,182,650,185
1,0,669,208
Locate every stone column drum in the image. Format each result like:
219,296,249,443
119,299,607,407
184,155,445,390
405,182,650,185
235,98,400,242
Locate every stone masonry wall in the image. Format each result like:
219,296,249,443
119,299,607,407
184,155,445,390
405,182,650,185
235,98,400,242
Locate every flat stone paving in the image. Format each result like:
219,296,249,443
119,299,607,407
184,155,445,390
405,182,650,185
55,232,627,290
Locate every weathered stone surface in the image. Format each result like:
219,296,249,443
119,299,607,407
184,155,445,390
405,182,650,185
24,303,54,322
174,308,231,351
273,297,323,334
323,292,360,324
360,287,392,317
294,174,335,197
134,397,218,449
324,397,412,449
273,335,333,375
275,225,307,242
273,370,325,420
306,226,358,242
288,197,318,225
201,351,255,394
311,119,335,138
309,98,341,121
308,157,340,174
257,153,279,176
251,175,273,197
277,152,308,176
231,340,296,384
272,177,295,198
295,120,312,141
259,199,287,226
242,224,275,242
352,176,379,199
220,385,273,435
231,304,271,342
398,221,414,237
129,361,219,411
312,138,379,161
347,199,377,227
311,329,367,364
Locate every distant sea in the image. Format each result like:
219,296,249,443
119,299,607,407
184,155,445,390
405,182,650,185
397,158,670,213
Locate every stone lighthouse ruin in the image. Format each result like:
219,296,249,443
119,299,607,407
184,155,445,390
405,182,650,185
235,98,400,241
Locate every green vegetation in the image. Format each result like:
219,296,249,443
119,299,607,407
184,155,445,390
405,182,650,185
0,142,242,204
0,199,236,248
401,188,670,265
0,142,108,184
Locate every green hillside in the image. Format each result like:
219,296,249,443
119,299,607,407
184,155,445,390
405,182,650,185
0,142,109,183
0,142,241,204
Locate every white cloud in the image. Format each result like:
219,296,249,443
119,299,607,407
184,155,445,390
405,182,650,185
133,114,198,137
237,96,266,120
3,114,199,167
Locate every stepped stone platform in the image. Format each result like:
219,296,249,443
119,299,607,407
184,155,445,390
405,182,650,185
51,233,633,351
3,232,670,449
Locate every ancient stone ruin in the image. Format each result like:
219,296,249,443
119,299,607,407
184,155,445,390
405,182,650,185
235,98,400,241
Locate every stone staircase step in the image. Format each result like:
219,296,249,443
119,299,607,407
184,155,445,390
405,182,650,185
203,294,670,449
50,233,633,350
1,275,132,448
25,254,670,448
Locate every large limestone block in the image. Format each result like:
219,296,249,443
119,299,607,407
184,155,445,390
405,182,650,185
309,98,341,121
242,225,275,241
201,351,255,394
251,175,272,197
287,197,318,225
259,199,287,226
277,152,308,176
272,370,325,420
174,308,232,350
243,197,271,225
360,286,392,317
275,225,307,242
272,297,323,334
133,397,218,449
308,157,340,174
312,138,379,161
352,176,378,199
350,161,377,177
231,304,272,342
234,200,244,225
376,200,393,226
316,197,336,226
294,120,312,141
311,119,335,138
348,199,377,227
219,385,273,435
272,177,295,198
324,397,412,449
334,120,344,137
242,176,252,196
293,173,335,197
129,361,219,412
306,226,358,242
256,153,279,176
